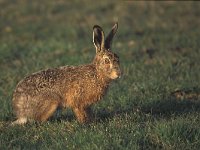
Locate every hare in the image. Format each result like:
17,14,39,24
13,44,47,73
12,23,121,125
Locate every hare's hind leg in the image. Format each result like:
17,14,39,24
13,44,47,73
37,100,59,122
33,93,61,122
11,100,59,125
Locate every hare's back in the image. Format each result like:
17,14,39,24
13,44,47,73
13,64,97,98
14,68,65,95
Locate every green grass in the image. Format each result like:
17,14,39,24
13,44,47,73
1,1,200,149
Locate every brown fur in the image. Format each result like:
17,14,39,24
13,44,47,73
12,23,120,125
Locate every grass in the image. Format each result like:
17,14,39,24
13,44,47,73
0,1,200,149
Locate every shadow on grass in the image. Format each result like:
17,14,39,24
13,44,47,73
36,88,200,123
142,98,200,118
142,88,200,119
94,88,200,122
53,100,200,123
51,108,130,123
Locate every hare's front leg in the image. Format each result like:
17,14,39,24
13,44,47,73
73,107,92,123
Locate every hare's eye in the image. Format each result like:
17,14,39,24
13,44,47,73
104,58,110,64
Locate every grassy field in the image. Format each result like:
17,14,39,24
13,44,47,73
1,1,200,149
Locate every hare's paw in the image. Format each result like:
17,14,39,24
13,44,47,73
11,117,27,126
73,107,92,123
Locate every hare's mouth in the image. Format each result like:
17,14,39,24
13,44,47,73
109,70,121,79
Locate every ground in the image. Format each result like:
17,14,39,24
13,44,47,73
0,1,200,149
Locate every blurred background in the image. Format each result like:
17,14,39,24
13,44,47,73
1,1,200,64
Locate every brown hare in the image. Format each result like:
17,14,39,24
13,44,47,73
12,23,121,125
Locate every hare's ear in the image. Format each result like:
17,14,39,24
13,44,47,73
105,23,118,50
93,25,105,53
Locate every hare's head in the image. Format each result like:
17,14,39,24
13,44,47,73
92,23,121,80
